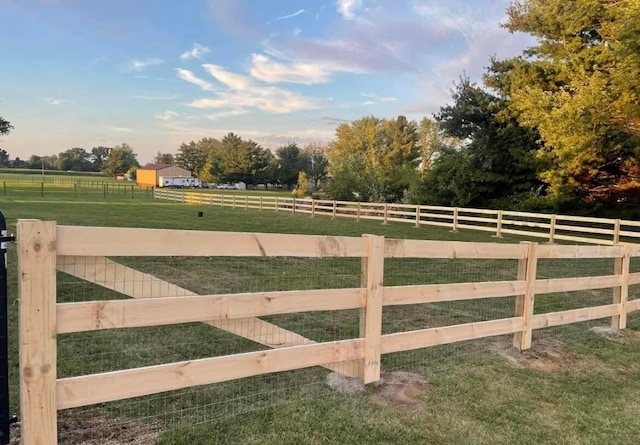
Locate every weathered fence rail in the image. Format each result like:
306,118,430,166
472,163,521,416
17,219,640,443
153,189,640,245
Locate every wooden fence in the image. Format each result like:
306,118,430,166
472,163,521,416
18,220,640,443
153,189,640,245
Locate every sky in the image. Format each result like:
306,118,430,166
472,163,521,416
0,0,534,164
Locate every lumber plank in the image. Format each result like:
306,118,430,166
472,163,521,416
536,244,624,259
531,304,619,329
18,220,58,444
383,239,527,259
56,226,366,257
381,317,522,354
57,339,364,410
362,235,384,384
57,288,364,334
384,281,524,306
534,275,621,294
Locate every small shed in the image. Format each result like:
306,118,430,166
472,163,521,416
137,164,192,187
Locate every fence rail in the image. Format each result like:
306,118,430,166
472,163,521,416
17,219,640,443
153,189,640,246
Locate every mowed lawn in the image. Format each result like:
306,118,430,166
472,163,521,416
2,182,640,445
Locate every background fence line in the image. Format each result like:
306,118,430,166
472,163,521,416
18,220,640,444
153,189,639,245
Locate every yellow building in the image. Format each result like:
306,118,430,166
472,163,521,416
136,164,192,187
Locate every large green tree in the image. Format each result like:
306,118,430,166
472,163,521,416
487,0,640,204
206,133,271,185
154,151,175,165
175,139,214,177
275,143,308,188
302,143,329,190
436,79,540,206
90,146,112,171
103,143,139,177
328,115,419,202
57,147,93,171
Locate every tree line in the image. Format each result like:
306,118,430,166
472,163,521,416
0,143,140,178
155,134,328,190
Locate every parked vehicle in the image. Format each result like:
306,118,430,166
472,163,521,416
158,176,202,188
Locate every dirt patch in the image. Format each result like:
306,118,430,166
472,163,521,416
327,371,428,412
10,411,162,445
590,326,640,341
491,337,597,371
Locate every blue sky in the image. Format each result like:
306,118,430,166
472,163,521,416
0,0,534,164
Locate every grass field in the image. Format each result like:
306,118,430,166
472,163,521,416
3,180,640,444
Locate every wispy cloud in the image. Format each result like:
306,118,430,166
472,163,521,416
250,54,335,85
336,0,363,20
276,9,305,20
180,42,210,61
203,109,250,121
134,94,179,100
361,92,398,102
180,64,323,114
109,126,133,133
155,111,180,121
176,69,216,91
202,64,254,90
127,58,164,72
42,97,62,105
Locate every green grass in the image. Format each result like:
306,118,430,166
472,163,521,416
3,179,640,444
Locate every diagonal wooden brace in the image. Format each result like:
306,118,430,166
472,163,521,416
57,256,360,378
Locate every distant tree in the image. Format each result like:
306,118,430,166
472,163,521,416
423,78,541,207
276,143,308,188
103,143,139,177
153,151,175,165
57,147,93,171
0,149,9,167
327,115,419,202
90,146,112,171
11,157,26,168
0,116,12,136
302,143,329,190
175,139,214,177
206,133,271,185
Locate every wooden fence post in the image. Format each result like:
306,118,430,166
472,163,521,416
18,220,58,444
382,203,388,225
514,242,538,350
332,201,337,219
357,202,361,223
451,207,459,232
311,199,315,218
292,198,297,216
614,219,621,244
495,210,502,237
415,206,421,228
359,235,385,384
612,245,631,330
548,215,556,244
275,196,279,212
260,196,263,211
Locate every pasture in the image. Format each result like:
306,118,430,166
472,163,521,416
3,179,640,444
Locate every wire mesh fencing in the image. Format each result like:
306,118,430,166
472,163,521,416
55,255,363,442
45,240,639,443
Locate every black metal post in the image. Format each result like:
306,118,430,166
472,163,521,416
0,210,14,444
